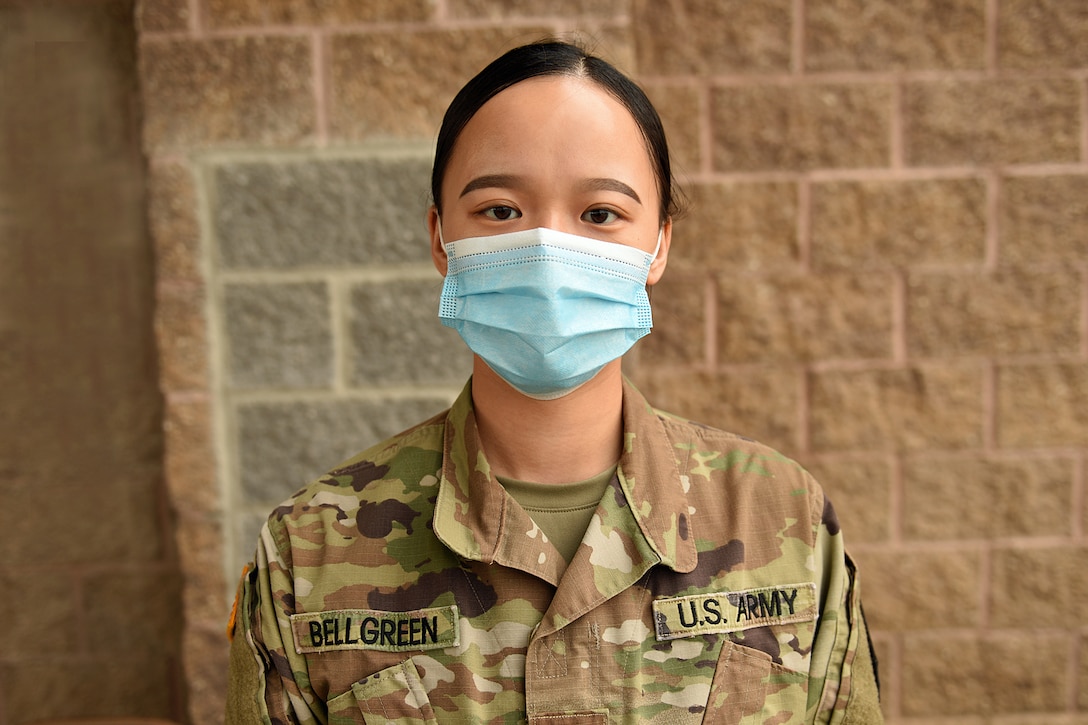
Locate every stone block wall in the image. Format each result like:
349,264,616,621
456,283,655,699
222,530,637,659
136,1,1088,722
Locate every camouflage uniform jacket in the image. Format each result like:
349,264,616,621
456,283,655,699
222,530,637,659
228,379,880,724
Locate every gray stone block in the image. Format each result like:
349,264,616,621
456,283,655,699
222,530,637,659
223,281,332,389
236,396,450,502
213,156,433,269
349,278,473,386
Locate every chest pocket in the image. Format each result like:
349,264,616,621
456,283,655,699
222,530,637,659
328,659,439,725
703,641,808,725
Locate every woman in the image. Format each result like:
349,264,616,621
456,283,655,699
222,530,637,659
227,40,882,724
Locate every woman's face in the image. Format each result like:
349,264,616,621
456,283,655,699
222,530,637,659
429,75,671,285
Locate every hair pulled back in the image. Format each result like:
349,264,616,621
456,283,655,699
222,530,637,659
431,39,679,224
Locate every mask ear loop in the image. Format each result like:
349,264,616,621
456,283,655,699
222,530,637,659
437,214,447,252
650,226,664,262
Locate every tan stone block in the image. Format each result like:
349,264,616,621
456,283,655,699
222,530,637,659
163,398,218,515
718,271,894,363
638,269,708,367
851,549,981,630
147,160,201,284
448,0,626,18
801,458,891,544
1081,634,1088,710
902,633,1069,716
903,78,1081,166
183,623,231,725
990,546,1088,628
908,269,1081,357
997,363,1088,448
811,178,986,269
1000,174,1088,265
806,0,985,71
177,514,229,626
671,181,800,273
329,28,548,142
712,83,892,172
140,36,314,150
998,0,1088,69
156,285,208,393
632,368,801,454
644,83,702,180
136,0,189,32
205,0,431,26
903,457,1073,540
809,364,984,452
632,0,792,74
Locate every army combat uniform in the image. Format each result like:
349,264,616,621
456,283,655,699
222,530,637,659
227,379,882,724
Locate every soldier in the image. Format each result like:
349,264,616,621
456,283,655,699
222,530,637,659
226,39,883,724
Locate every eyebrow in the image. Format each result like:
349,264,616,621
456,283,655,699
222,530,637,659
459,174,642,205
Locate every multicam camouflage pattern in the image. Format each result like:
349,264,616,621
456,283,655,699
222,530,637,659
228,379,880,724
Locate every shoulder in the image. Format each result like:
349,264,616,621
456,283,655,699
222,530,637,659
264,409,449,546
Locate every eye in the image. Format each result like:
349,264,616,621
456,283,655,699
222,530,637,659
482,205,521,221
583,208,619,225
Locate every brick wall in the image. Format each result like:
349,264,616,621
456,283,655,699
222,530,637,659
136,1,1088,722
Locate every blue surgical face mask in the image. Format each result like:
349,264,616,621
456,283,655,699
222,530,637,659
438,225,660,400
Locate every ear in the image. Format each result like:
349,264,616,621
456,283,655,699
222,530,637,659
647,217,672,286
427,205,448,276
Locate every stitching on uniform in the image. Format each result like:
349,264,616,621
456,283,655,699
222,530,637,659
536,628,568,679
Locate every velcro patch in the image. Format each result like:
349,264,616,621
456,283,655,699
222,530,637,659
652,584,817,641
290,605,459,654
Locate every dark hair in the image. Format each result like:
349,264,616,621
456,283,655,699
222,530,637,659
431,39,680,224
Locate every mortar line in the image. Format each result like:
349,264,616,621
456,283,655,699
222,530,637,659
193,157,239,609
704,275,717,369
1082,76,1088,165
1082,263,1088,360
1073,454,1086,542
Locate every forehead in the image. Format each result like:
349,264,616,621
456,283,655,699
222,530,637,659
443,75,656,191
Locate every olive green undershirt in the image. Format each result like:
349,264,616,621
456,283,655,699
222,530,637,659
498,466,617,564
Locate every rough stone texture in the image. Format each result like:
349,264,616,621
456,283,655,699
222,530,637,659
643,83,702,179
448,0,627,18
901,633,1069,716
164,398,219,515
997,363,1088,448
1000,174,1088,265
637,269,707,367
329,28,548,141
671,182,800,273
223,281,333,390
990,546,1088,628
800,458,891,544
136,0,189,32
633,0,792,74
213,157,434,270
236,397,451,504
998,0,1088,69
717,271,894,363
809,365,984,452
805,0,985,71
907,269,1082,357
902,457,1072,540
903,78,1081,166
140,35,314,150
711,83,892,172
156,284,209,393
810,178,987,269
205,0,432,26
148,160,202,285
851,549,981,630
182,624,231,725
631,368,802,455
349,279,474,387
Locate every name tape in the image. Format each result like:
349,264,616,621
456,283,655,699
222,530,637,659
290,605,459,654
652,584,817,641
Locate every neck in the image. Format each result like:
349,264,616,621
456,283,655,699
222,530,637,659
470,358,624,484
